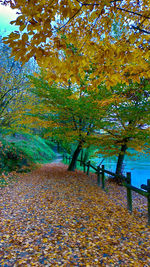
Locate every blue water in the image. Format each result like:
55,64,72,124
92,156,150,189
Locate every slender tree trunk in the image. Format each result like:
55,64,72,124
68,142,82,171
83,146,90,163
115,143,128,184
80,149,83,166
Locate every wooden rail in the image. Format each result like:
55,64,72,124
63,155,150,225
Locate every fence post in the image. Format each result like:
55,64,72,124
147,179,150,225
87,161,90,176
102,165,105,189
97,165,100,186
126,172,132,212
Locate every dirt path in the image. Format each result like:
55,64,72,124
51,153,62,163
0,163,149,266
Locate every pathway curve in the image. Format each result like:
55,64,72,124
0,163,149,266
51,152,63,163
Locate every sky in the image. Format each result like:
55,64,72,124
0,4,19,36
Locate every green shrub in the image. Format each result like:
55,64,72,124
0,139,27,173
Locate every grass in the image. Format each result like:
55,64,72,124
4,133,56,164
0,133,56,177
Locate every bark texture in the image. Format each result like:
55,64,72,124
68,142,82,171
115,143,128,183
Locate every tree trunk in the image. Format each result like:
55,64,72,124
68,142,82,171
80,149,83,166
115,143,128,184
83,146,90,163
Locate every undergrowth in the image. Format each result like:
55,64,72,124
0,133,56,184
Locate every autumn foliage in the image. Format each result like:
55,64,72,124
0,2,150,265
1,0,150,87
0,0,150,176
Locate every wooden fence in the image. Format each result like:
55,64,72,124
63,155,150,225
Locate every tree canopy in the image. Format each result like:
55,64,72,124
93,80,150,179
1,0,150,87
0,0,150,178
16,71,113,170
13,68,150,177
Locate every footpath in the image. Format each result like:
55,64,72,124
0,162,149,266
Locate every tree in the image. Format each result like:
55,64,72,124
1,0,149,179
1,0,150,87
0,36,34,130
94,79,150,183
17,70,112,171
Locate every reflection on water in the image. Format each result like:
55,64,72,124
92,157,150,188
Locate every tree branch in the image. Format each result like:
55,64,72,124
56,5,83,32
131,25,150,34
103,129,119,137
116,7,150,19
75,0,99,6
72,115,78,130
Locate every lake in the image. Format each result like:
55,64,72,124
92,154,150,188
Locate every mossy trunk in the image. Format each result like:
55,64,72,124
68,142,82,171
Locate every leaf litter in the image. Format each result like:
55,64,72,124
0,163,149,266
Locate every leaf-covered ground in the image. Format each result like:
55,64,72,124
0,163,149,266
